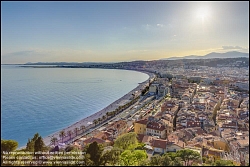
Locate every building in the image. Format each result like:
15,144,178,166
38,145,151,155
149,84,158,95
134,117,167,139
161,100,179,114
151,138,167,154
134,119,147,135
166,140,185,152
146,121,166,139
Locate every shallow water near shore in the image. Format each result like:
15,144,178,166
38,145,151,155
1,65,149,147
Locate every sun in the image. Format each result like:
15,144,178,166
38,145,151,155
196,7,209,21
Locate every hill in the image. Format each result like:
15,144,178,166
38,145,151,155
161,51,249,60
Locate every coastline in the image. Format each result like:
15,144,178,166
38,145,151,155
18,69,155,149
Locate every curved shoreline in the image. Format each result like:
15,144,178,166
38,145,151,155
19,69,155,149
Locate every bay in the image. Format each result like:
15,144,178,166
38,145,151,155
1,65,149,147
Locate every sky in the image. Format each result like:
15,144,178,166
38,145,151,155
1,1,249,64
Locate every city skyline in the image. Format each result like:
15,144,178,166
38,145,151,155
1,1,249,64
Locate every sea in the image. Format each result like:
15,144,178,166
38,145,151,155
1,65,149,147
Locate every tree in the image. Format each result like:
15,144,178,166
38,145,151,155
133,150,147,165
150,154,162,166
135,142,146,150
26,138,35,152
106,112,110,119
119,149,147,166
1,139,18,152
34,136,45,152
167,152,177,161
26,133,42,152
83,153,94,166
50,137,58,146
74,127,79,137
80,125,86,133
59,130,66,143
172,157,183,166
114,132,138,150
102,115,106,122
32,133,40,142
100,150,112,166
212,159,235,166
101,147,123,166
139,159,150,166
93,119,98,126
177,149,201,166
161,154,172,166
67,130,72,140
120,150,136,166
98,117,102,124
111,111,116,117
202,156,215,165
84,141,104,166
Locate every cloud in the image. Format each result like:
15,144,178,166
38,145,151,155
2,48,94,57
2,50,38,57
141,23,168,32
141,24,152,30
157,24,164,27
221,46,249,53
222,46,245,50
1,48,95,64
191,46,249,57
196,46,249,54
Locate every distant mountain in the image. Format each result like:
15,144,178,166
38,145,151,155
24,62,111,65
161,51,249,60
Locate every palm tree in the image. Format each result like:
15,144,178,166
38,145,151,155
67,130,72,140
106,112,110,119
50,137,58,146
74,127,79,137
80,125,86,133
98,117,102,124
93,119,98,126
124,103,128,108
115,110,119,115
59,130,65,143
102,115,106,122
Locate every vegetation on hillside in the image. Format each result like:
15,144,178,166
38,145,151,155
1,132,237,166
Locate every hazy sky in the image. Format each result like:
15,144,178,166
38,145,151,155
1,1,249,64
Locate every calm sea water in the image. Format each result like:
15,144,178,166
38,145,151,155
1,65,149,147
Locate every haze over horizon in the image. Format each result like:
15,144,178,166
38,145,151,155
1,1,249,64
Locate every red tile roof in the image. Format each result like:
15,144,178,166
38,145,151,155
147,122,166,131
83,137,106,145
151,139,167,149
135,119,148,125
142,135,154,144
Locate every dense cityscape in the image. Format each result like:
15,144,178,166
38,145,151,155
2,57,249,166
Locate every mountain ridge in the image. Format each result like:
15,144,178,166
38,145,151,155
161,51,249,60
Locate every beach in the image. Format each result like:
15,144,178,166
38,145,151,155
41,70,155,147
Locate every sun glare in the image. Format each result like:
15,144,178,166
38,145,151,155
196,7,209,21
